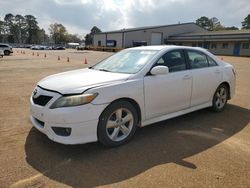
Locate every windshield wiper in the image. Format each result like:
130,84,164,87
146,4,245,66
97,68,111,72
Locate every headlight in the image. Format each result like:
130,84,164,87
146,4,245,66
50,93,98,109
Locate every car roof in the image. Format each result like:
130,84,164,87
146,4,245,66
0,43,10,46
128,45,207,52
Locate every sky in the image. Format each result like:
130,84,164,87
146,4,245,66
0,0,249,37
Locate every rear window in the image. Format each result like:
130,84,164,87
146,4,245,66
187,50,208,69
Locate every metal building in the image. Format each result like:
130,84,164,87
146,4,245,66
168,30,250,56
93,22,250,56
93,23,206,49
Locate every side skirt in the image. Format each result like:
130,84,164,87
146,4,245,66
141,102,212,127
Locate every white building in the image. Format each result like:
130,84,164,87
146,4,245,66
93,23,206,49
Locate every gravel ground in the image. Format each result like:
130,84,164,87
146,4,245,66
0,49,249,188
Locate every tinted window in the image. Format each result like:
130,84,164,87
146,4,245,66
222,43,228,49
207,56,217,67
242,43,249,49
211,43,217,49
156,50,186,72
187,50,208,69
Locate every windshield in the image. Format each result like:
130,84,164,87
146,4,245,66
92,50,158,74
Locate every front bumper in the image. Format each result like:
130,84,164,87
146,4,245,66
30,115,100,144
30,86,108,145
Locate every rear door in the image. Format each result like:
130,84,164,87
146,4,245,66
185,50,223,107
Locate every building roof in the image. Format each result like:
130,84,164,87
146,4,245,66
171,29,250,37
95,22,203,34
168,29,250,42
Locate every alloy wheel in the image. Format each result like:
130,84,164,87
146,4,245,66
106,108,134,142
215,87,227,109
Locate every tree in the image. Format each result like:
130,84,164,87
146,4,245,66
49,23,68,44
210,17,225,31
4,13,14,33
4,13,15,42
85,34,92,45
0,18,4,42
85,26,101,45
37,28,49,44
91,26,101,34
242,14,250,29
224,26,239,30
14,14,27,43
25,15,40,44
196,16,213,31
67,34,81,43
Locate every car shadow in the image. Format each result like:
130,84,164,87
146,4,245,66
25,104,250,187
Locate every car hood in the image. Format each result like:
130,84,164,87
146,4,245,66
38,68,131,94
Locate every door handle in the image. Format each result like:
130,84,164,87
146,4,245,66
183,75,191,80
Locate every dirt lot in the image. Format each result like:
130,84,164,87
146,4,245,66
0,49,249,188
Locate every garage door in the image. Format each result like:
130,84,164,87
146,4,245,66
151,33,162,45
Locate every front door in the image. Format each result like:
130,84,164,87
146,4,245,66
144,50,192,119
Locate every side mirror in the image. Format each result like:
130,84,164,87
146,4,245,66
150,66,169,75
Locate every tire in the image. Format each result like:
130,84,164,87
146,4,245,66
97,101,138,147
211,84,228,112
4,50,10,56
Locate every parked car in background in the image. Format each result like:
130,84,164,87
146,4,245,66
56,46,65,50
0,49,4,57
30,46,236,147
76,44,86,50
0,43,13,55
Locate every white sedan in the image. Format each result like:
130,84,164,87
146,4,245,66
30,46,236,147
0,49,4,58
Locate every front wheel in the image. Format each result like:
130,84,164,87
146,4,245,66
97,101,138,147
4,50,10,56
211,84,228,112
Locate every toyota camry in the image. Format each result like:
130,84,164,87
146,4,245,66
30,46,236,147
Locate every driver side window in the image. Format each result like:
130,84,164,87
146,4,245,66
156,50,187,72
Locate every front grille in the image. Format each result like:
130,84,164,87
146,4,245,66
33,95,53,106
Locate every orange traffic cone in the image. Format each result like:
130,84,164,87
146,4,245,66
84,57,88,64
58,56,60,61
67,57,70,62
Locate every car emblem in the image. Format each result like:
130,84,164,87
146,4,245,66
33,89,38,97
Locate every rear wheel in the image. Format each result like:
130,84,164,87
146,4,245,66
97,101,138,147
211,84,228,112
